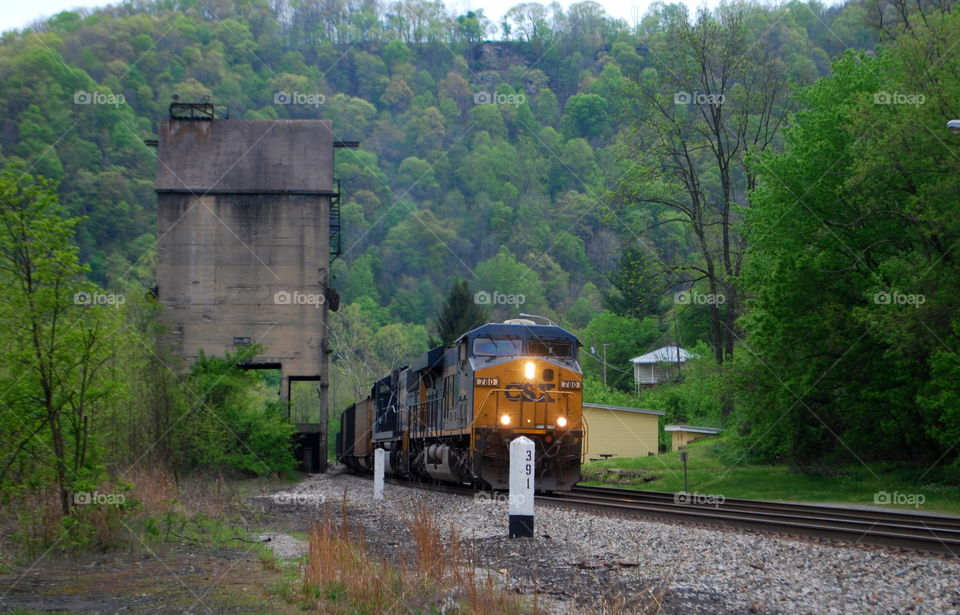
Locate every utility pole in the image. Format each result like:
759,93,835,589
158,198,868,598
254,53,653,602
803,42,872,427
591,343,614,386
602,344,609,386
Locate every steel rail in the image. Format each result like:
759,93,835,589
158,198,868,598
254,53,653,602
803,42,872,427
572,485,960,529
354,475,960,554
533,485,960,555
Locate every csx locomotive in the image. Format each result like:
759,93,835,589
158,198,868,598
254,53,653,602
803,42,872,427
336,319,584,491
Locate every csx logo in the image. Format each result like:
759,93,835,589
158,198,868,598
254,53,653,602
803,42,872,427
504,383,555,402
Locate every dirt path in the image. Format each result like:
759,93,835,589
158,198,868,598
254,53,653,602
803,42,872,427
0,546,294,614
0,480,313,614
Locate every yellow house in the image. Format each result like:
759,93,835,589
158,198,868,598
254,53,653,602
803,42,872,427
582,402,664,460
665,425,722,451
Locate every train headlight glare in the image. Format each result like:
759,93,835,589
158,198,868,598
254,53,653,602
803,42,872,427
524,361,536,380
556,416,568,427
500,414,511,426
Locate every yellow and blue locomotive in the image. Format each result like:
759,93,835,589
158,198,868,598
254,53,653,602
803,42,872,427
336,319,584,491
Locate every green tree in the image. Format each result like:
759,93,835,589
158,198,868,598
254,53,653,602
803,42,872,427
474,247,549,318
326,93,377,137
608,246,667,318
435,279,489,346
396,155,439,199
0,169,122,515
560,93,609,139
736,11,960,465
180,348,296,476
382,39,413,69
373,323,430,369
566,282,603,329
338,253,380,304
615,4,795,366
580,311,662,390
532,88,560,126
330,302,378,405
454,10,490,43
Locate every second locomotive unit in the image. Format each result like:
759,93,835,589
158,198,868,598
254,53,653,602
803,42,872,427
336,319,584,491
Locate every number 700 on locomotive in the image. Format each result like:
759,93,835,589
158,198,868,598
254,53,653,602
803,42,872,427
336,319,584,491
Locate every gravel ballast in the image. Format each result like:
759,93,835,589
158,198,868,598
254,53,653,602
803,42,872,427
270,471,960,614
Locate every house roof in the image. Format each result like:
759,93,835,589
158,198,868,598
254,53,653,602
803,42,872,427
583,402,665,416
630,345,696,364
664,424,723,434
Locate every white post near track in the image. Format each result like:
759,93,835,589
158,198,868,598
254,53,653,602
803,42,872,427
509,436,535,538
374,449,385,501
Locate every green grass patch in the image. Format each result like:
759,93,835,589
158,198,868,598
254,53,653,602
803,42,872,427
581,437,960,514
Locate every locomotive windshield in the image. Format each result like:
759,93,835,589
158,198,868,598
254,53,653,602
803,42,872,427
528,339,573,358
473,338,523,356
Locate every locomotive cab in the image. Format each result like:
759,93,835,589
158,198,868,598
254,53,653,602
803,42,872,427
463,322,584,491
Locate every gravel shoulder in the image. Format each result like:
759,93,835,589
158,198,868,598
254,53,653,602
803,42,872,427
274,469,960,614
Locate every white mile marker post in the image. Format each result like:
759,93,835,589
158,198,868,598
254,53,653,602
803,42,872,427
374,448,385,501
509,436,535,538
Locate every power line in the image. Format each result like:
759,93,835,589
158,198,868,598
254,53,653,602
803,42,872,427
582,347,634,377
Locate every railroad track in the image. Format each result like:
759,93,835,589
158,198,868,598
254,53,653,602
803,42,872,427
535,485,960,555
362,473,960,554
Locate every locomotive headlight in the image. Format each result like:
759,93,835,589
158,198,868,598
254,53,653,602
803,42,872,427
500,414,511,426
524,361,536,380
556,416,568,428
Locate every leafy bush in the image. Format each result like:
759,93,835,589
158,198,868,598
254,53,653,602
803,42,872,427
176,347,297,477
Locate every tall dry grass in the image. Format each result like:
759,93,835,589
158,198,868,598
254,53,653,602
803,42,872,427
302,512,397,610
301,501,529,614
4,486,64,550
126,465,178,513
405,502,446,582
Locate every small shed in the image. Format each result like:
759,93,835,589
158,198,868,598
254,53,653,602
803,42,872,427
630,345,696,392
665,425,722,451
582,402,664,460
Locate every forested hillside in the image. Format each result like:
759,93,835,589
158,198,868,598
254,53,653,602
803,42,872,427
0,0,874,407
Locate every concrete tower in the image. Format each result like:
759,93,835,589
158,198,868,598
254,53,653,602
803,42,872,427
154,109,338,471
